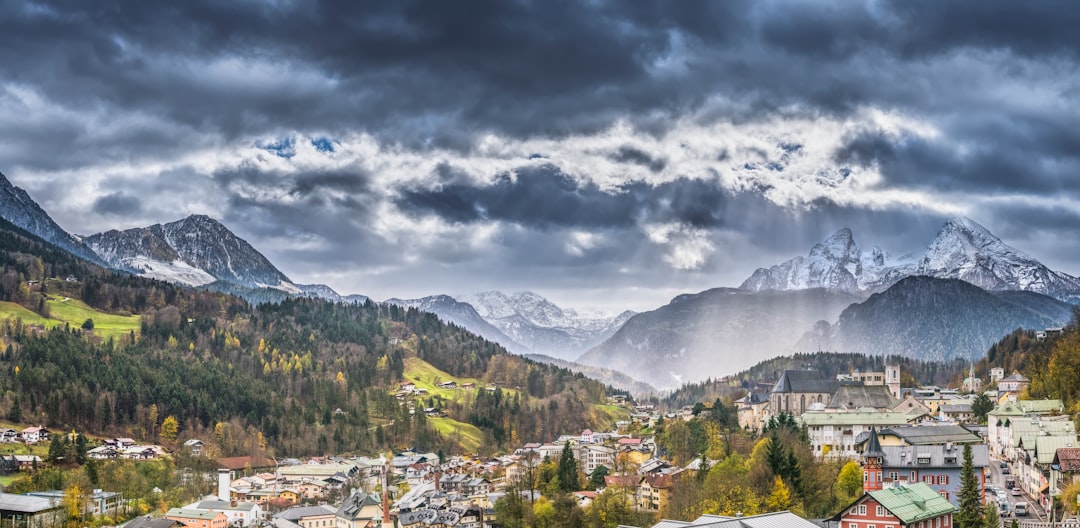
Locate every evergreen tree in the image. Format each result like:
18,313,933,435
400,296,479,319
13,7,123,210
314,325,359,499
8,393,21,423
981,502,1000,528
587,465,609,491
557,441,580,492
956,444,982,528
971,393,994,423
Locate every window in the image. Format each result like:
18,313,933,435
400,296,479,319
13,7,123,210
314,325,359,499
849,524,858,528
938,475,948,485
923,475,934,484
940,491,948,500
889,471,899,481
859,505,867,515
877,505,885,516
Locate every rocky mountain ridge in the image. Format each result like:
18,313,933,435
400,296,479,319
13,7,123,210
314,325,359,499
0,171,107,266
741,216,1080,302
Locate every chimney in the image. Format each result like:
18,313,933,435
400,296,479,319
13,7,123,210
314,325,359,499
217,468,231,502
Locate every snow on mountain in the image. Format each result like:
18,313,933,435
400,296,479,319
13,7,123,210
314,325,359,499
85,215,299,292
0,171,108,266
915,217,1080,299
461,291,635,360
297,284,369,304
740,216,1080,302
384,295,527,353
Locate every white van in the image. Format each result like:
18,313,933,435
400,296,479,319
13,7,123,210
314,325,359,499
1014,502,1028,516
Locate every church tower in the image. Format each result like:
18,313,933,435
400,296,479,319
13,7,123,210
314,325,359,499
862,426,886,492
885,364,901,399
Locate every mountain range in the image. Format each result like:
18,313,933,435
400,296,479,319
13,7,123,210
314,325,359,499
3,169,1078,393
579,217,1080,389
741,217,1080,302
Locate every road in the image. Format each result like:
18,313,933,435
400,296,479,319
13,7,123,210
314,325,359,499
986,454,1047,522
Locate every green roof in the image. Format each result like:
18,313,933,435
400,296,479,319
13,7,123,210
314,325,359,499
989,399,1064,417
869,483,957,524
800,410,915,427
166,509,223,520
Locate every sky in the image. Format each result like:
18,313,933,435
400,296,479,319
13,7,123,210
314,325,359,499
2,1,1079,313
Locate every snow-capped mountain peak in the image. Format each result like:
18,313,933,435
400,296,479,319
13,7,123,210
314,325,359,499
741,216,1080,301
0,171,108,266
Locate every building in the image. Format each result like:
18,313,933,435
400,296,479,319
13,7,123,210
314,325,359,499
735,391,770,431
639,511,820,527
272,505,338,528
165,508,230,528
125,517,185,528
990,367,1005,384
986,399,1065,457
583,444,615,475
637,474,674,511
26,488,122,517
876,444,989,505
335,492,388,528
0,493,65,528
801,409,923,459
188,500,263,527
832,482,957,528
183,439,205,457
826,384,898,411
770,370,837,417
997,373,1030,399
19,426,48,444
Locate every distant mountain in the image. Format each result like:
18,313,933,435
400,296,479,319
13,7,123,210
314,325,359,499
523,353,657,396
296,284,369,305
576,288,864,389
741,216,1080,302
384,295,528,353
85,215,302,293
461,291,635,360
0,171,108,266
797,276,1074,361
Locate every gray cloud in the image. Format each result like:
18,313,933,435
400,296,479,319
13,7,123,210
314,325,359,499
1,0,1078,309
91,192,142,216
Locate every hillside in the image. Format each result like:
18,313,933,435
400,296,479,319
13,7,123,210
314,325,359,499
0,216,618,457
798,276,1074,361
577,288,863,389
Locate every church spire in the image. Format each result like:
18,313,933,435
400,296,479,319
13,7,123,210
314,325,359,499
862,426,886,492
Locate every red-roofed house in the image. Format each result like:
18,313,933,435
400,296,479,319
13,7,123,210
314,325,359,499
1053,447,1080,494
21,426,48,444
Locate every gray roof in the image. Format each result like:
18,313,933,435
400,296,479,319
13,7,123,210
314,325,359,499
877,425,983,445
772,370,836,394
123,517,184,528
880,444,989,469
940,404,973,413
0,493,62,513
828,384,897,410
195,500,258,512
648,511,820,527
273,505,336,521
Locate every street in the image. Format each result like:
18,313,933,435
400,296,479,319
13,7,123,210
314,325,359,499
986,455,1048,522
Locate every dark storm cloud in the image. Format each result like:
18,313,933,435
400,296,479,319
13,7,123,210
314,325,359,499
91,192,142,216
396,164,732,229
609,146,667,173
5,0,1078,170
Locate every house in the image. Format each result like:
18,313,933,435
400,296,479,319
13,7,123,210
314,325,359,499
184,439,205,457
858,425,983,449
27,488,122,517
583,445,615,475
997,373,1030,399
0,492,65,527
20,426,48,444
335,491,388,528
1052,447,1080,499
639,511,820,527
0,428,19,443
273,505,338,528
800,408,923,459
637,474,674,511
88,445,120,460
735,391,770,431
874,444,988,505
938,403,974,424
831,482,957,528
188,499,264,527
124,517,185,528
165,508,230,528
770,369,837,417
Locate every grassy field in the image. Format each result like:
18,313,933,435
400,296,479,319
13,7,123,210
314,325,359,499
429,416,484,454
0,298,140,340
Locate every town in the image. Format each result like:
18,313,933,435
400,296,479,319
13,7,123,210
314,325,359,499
0,359,1073,528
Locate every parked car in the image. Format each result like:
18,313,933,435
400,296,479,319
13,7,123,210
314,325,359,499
997,501,1010,516
1012,488,1022,496
1014,502,1028,516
